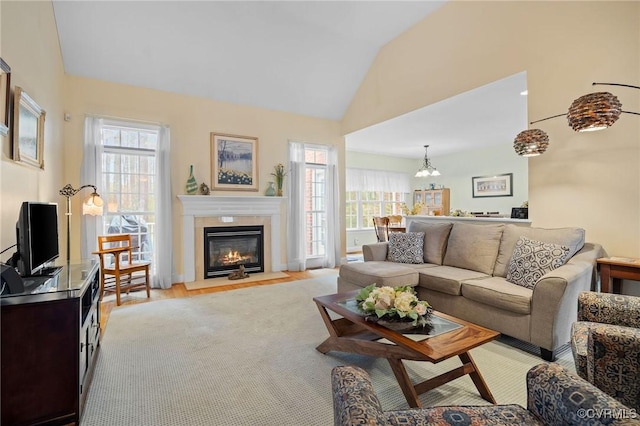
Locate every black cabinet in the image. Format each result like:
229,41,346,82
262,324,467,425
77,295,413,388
1,261,101,425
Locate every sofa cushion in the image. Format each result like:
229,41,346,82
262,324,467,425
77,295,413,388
407,221,453,265
506,236,571,289
418,266,489,296
387,232,424,264
443,223,504,275
461,277,533,315
339,261,419,288
494,224,585,278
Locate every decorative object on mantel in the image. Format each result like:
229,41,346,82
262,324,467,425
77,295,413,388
185,165,198,194
265,181,276,196
199,182,210,195
400,202,424,216
271,163,287,196
414,145,440,177
210,132,259,191
355,284,432,331
513,82,639,156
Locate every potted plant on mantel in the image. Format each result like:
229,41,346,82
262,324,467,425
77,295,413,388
271,163,287,196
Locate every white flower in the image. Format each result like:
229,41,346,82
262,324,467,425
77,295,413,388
374,292,393,310
414,302,428,316
394,292,417,313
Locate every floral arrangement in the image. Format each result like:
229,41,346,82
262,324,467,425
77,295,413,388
450,209,473,217
271,163,287,193
400,202,424,216
356,284,432,327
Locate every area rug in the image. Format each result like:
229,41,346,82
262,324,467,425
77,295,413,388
81,276,574,426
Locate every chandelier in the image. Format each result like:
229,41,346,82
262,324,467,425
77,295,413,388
415,145,440,177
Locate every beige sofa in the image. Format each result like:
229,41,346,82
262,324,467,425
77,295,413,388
338,221,606,361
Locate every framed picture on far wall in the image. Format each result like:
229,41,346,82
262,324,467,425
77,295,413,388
13,86,46,169
472,173,513,198
210,132,259,191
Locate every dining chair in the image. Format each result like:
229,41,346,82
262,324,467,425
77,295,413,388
372,217,390,242
93,234,151,306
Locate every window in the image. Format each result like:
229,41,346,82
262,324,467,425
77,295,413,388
305,147,328,259
346,190,406,230
345,168,410,230
99,122,158,262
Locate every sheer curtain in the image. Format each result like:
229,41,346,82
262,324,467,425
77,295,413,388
346,168,410,193
153,125,173,288
287,142,340,271
80,117,103,260
287,142,307,271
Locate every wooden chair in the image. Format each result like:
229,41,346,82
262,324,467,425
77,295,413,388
93,234,151,306
372,217,390,242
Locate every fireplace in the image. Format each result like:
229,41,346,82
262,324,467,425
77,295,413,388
203,225,265,278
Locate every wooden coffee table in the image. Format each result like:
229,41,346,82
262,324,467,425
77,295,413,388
314,291,500,408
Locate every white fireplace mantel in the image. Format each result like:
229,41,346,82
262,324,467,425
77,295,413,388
177,195,285,282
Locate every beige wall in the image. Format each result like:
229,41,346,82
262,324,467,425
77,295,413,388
343,1,640,258
63,75,344,278
1,1,66,261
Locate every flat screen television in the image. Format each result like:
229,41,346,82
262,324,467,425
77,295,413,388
15,201,59,277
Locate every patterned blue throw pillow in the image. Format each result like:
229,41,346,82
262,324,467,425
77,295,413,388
387,232,425,264
506,236,571,289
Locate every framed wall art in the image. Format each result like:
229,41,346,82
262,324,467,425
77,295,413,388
0,58,10,137
472,173,513,198
210,132,258,191
13,86,46,169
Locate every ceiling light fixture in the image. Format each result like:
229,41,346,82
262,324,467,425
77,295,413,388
513,129,550,157
415,145,440,177
513,82,639,156
567,83,639,132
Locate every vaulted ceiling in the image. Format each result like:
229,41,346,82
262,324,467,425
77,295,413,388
52,1,444,120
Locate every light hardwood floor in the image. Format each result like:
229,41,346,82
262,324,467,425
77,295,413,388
99,268,339,331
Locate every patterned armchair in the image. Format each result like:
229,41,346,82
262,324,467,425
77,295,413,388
332,363,638,425
571,291,640,410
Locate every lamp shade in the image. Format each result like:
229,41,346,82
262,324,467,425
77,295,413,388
82,192,104,216
567,92,622,132
513,129,549,157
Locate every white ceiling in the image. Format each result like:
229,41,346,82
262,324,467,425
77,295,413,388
346,72,529,159
52,1,527,160
52,0,445,121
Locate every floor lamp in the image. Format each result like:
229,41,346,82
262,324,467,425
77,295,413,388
59,184,104,263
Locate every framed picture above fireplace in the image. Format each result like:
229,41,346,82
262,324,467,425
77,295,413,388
211,132,259,191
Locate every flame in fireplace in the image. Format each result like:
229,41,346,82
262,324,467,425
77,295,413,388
223,250,244,265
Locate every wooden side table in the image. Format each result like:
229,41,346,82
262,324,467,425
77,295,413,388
597,257,640,293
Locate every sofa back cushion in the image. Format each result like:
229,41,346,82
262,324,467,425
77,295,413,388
407,221,453,265
494,224,585,278
443,223,504,275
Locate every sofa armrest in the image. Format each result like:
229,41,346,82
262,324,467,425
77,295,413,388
527,363,637,425
578,291,640,327
529,243,606,351
363,243,388,261
588,325,640,410
331,366,387,426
